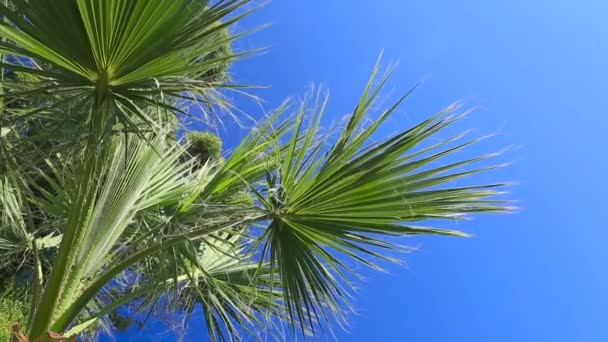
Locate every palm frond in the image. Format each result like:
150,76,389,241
255,58,513,333
0,125,27,233
173,235,286,342
0,0,254,131
28,134,198,337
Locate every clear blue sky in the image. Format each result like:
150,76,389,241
112,1,608,340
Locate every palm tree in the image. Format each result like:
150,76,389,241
0,0,511,341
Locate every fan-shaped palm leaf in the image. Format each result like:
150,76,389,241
0,0,253,132
254,58,513,332
26,134,200,337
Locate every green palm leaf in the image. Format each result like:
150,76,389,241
0,0,253,131
27,134,199,337
172,235,286,342
255,58,513,332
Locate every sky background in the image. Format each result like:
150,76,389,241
111,0,608,340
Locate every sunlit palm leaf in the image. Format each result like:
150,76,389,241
0,126,26,232
172,235,286,342
0,0,253,130
256,58,513,332
27,134,198,337
203,100,292,199
35,131,278,339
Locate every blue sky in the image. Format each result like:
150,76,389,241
113,1,608,340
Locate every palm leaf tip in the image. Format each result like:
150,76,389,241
253,59,512,333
